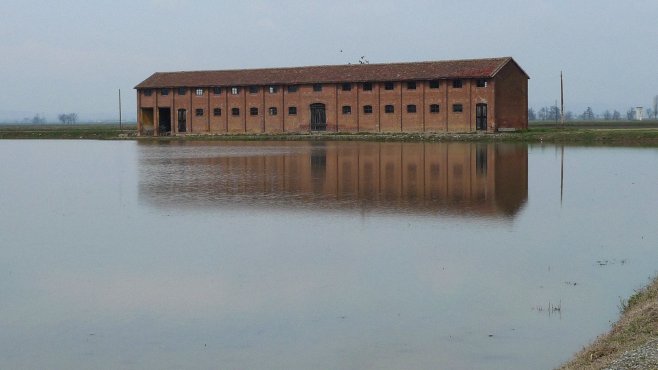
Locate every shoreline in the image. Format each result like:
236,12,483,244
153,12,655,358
557,275,658,369
2,123,658,145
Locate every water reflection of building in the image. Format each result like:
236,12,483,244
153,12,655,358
138,142,527,217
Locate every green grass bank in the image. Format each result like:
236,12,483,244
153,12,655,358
2,122,658,145
0,123,135,140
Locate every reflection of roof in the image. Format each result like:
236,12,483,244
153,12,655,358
135,57,526,89
137,142,528,219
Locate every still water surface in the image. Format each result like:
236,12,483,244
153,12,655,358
0,140,656,370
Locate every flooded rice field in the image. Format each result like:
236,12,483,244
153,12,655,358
0,140,657,369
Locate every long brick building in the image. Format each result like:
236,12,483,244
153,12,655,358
135,57,528,136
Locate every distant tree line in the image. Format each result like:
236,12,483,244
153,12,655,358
529,98,658,121
24,114,47,124
12,112,79,124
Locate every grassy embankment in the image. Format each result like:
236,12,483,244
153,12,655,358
0,123,136,139
558,275,658,369
2,121,658,145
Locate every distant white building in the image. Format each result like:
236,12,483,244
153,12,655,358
635,107,643,121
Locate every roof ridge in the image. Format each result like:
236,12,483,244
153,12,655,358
154,57,512,75
135,57,522,89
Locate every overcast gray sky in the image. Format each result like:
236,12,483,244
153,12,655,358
1,0,656,121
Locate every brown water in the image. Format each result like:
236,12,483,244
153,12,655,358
0,140,656,370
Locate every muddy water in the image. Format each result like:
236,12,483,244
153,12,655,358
0,140,656,370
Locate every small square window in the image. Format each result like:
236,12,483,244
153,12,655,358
430,104,440,113
195,88,204,96
213,108,222,116
213,87,222,95
287,85,298,93
452,104,463,112
268,86,278,94
385,105,394,113
407,81,417,90
231,87,240,95
407,104,417,113
342,105,351,115
452,80,463,88
250,107,258,116
268,107,277,116
363,82,372,91
195,108,204,116
161,88,169,96
288,106,297,115
363,105,373,114
476,79,487,88
178,88,187,95
384,82,394,90
143,89,152,96
341,83,352,91
313,83,322,92
249,86,259,94
231,108,240,116
429,80,440,89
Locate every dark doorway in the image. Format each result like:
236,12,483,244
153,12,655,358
177,109,187,133
140,108,154,135
158,108,171,135
310,103,326,131
476,103,487,131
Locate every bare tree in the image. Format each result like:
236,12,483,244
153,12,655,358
58,113,78,124
626,108,635,120
548,105,559,121
528,107,536,120
612,110,621,120
581,107,594,120
31,114,46,124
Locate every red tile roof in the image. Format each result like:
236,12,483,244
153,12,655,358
135,57,526,89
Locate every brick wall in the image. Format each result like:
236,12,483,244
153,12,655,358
138,75,527,135
494,62,529,130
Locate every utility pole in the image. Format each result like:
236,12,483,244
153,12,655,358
118,88,122,131
560,71,564,128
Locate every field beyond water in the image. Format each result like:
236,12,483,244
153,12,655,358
1,121,658,145
0,123,136,139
